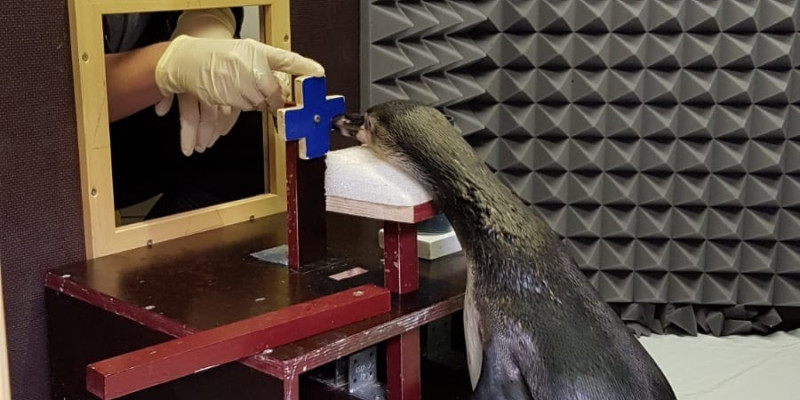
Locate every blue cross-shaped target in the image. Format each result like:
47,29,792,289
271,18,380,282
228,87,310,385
277,76,345,160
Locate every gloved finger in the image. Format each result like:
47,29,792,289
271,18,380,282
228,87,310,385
217,68,259,110
221,94,258,112
209,107,240,148
259,42,325,77
216,106,240,137
239,72,268,111
266,90,284,115
155,94,174,116
254,71,285,114
195,102,219,153
177,93,200,156
274,71,293,105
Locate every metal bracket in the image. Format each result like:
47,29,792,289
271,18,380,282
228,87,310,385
309,346,386,400
348,346,385,400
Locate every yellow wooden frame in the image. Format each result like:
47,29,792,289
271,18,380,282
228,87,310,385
0,262,10,400
68,0,290,258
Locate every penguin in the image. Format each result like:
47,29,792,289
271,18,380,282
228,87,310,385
333,100,677,400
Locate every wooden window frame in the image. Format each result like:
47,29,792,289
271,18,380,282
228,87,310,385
67,0,290,258
0,262,10,400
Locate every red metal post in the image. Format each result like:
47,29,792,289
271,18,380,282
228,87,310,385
386,329,421,400
86,285,390,400
384,221,420,294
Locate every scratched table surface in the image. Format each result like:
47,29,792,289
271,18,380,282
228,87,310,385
46,212,467,383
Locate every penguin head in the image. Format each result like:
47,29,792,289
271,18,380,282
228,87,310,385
333,100,453,162
331,112,369,143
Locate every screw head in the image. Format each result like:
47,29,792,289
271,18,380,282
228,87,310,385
313,115,321,124
81,53,89,62
90,188,97,197
353,290,364,297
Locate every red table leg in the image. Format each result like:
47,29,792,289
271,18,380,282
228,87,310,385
386,329,421,400
384,221,419,294
283,374,300,400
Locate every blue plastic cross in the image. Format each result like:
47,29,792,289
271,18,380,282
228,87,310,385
277,76,345,160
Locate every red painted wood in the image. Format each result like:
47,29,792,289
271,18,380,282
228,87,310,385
286,141,301,270
411,202,438,223
384,222,419,294
283,375,300,400
85,285,390,400
44,232,465,381
45,273,196,339
386,329,421,400
285,141,328,271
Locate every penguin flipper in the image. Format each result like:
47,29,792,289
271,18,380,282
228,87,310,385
471,336,535,400
464,289,483,389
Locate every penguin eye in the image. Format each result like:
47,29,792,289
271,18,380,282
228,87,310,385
363,113,372,131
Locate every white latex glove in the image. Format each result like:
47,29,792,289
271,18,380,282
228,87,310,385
155,8,241,156
155,34,325,155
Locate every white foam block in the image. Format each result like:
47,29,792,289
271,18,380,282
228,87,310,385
325,146,433,207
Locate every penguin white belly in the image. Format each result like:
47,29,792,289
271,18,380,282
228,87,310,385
463,265,483,389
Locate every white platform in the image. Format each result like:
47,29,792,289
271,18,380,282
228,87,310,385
378,229,462,260
639,329,800,400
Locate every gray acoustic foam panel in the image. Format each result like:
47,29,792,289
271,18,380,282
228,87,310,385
361,0,800,336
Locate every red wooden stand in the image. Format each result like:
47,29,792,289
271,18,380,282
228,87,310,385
280,74,436,399
84,285,389,399
325,200,438,400
46,76,460,400
44,214,467,400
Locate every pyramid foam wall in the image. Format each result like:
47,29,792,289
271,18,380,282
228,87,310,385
361,0,800,336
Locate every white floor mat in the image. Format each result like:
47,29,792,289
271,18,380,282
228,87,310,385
639,329,800,400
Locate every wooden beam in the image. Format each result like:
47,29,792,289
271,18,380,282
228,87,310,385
326,196,437,224
86,284,390,400
286,141,327,270
283,374,300,400
386,329,421,400
384,222,419,294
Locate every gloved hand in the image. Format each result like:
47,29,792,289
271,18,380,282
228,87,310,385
154,9,324,156
155,8,238,156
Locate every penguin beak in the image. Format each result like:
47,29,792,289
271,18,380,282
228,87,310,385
332,113,365,138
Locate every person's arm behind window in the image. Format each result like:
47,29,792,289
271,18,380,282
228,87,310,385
106,41,170,122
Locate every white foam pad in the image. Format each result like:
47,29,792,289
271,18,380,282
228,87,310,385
325,146,432,207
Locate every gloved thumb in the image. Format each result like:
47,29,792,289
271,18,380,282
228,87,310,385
154,94,175,117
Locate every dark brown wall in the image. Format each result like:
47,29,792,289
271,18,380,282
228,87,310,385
291,0,361,112
0,2,86,400
290,0,361,151
0,1,361,399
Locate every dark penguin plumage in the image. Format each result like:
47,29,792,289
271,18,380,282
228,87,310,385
333,100,677,400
